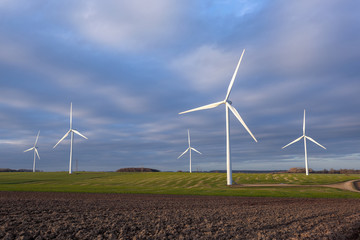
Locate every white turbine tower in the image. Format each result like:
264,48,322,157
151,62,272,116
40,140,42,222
24,131,40,173
179,49,257,185
282,109,326,175
178,130,202,173
53,102,88,174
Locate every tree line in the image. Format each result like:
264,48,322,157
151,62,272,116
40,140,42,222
288,167,360,174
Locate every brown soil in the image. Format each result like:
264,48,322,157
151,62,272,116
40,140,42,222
1,192,360,239
354,181,360,191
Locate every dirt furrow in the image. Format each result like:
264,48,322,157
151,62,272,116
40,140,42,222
0,192,359,239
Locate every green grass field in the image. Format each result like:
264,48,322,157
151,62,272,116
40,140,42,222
0,172,359,198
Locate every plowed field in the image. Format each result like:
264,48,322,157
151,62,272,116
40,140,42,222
1,192,360,239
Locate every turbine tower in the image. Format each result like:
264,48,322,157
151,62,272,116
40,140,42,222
179,49,257,185
53,102,88,174
282,109,326,175
178,130,202,173
24,130,40,173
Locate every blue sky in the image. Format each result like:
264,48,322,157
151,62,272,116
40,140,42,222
0,0,359,172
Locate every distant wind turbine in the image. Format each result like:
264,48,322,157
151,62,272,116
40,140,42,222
24,130,40,173
178,130,202,173
53,102,88,174
179,49,257,185
282,109,326,175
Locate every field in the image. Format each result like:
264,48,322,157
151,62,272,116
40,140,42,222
1,192,360,239
1,172,360,239
0,172,359,198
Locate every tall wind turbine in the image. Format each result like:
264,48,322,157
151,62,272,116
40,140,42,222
24,131,40,173
178,130,202,173
282,109,326,175
179,49,257,185
53,102,88,174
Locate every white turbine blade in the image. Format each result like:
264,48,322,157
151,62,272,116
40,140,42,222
34,130,40,146
177,148,189,159
34,148,40,159
24,147,34,152
53,130,71,148
72,129,88,139
191,147,202,155
70,102,73,129
187,130,191,147
179,101,224,115
303,109,306,135
306,136,326,149
282,136,303,149
225,49,245,101
227,103,257,142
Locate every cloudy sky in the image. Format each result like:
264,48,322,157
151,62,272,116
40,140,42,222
0,0,359,172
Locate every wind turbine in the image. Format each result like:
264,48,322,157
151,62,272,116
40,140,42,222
53,102,88,174
178,130,202,173
179,49,257,185
282,109,326,175
24,131,40,173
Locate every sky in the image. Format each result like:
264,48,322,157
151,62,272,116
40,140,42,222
0,0,359,172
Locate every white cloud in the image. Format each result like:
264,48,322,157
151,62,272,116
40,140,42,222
170,45,241,92
71,0,183,52
93,85,149,114
0,139,27,146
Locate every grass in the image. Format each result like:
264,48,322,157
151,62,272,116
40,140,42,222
0,172,359,198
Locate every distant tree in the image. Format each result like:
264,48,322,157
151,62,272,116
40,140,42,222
0,168,13,172
329,168,340,174
288,168,313,173
116,168,160,172
288,168,305,173
289,168,360,174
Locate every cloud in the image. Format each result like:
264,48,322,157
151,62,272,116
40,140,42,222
0,37,151,115
71,0,184,52
170,45,241,92
0,139,27,146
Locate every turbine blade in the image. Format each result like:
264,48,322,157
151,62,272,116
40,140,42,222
34,148,40,159
72,129,88,139
225,49,245,101
187,129,191,147
191,147,202,155
53,130,71,148
303,109,306,135
179,101,224,114
34,130,40,146
306,136,326,149
70,102,73,129
282,136,303,149
177,148,189,159
24,147,34,152
227,103,257,142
